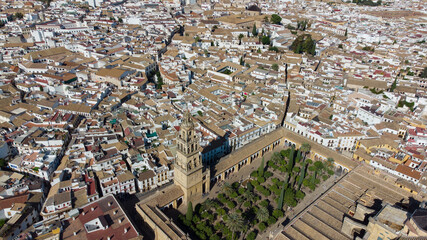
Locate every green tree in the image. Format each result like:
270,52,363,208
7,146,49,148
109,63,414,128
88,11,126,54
273,209,284,219
269,46,279,52
297,162,307,190
238,33,244,45
271,152,282,163
300,143,311,159
256,206,269,223
309,43,316,55
156,71,163,89
240,56,245,66
288,146,295,173
272,63,279,71
252,24,257,36
247,181,254,192
118,18,123,23
0,159,6,168
277,182,286,210
15,12,24,20
314,161,324,175
259,222,267,231
295,44,302,54
284,188,297,207
327,157,334,168
390,77,397,92
244,190,257,203
203,199,215,211
291,34,315,55
186,201,193,221
0,219,6,228
261,35,270,45
419,67,427,78
221,182,234,196
224,213,245,240
247,231,257,240
296,190,305,199
271,14,282,24
295,150,302,163
210,234,221,240
258,158,265,177
344,28,348,37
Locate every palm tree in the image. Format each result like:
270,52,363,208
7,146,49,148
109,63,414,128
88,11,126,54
225,213,245,240
237,195,245,207
244,190,257,203
256,206,269,223
221,182,234,196
203,199,215,211
300,143,311,159
238,33,245,45
271,152,282,164
327,157,334,167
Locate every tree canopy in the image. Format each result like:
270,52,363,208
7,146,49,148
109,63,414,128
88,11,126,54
271,14,282,24
272,63,279,71
290,34,316,55
261,35,271,45
252,24,257,36
186,201,193,221
420,67,427,78
15,12,24,20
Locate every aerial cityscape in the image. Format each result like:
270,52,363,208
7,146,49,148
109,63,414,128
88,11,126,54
0,0,425,239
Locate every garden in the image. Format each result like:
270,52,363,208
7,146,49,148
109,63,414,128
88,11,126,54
178,143,335,240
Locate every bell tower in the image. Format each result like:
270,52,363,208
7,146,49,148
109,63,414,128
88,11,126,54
174,111,205,204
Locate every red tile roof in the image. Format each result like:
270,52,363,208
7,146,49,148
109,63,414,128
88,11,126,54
396,164,422,180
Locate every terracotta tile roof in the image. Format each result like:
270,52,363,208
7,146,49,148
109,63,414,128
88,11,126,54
0,194,29,210
395,164,422,180
62,195,139,240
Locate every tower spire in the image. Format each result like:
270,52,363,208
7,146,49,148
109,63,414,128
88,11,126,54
182,110,194,130
174,108,208,204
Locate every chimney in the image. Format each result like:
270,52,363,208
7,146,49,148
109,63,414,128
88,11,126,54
124,228,128,233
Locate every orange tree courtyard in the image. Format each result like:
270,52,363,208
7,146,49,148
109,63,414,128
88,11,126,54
178,144,335,240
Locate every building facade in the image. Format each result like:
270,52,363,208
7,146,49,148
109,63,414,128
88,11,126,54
173,111,210,204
